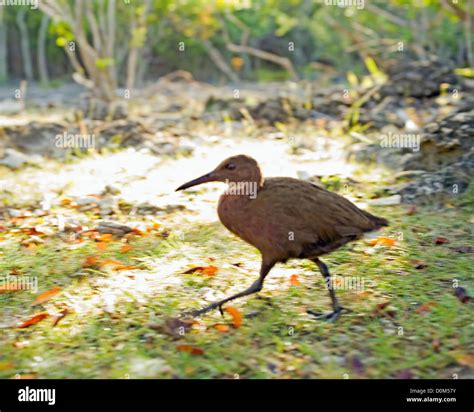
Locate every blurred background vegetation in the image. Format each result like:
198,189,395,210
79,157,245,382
0,0,472,91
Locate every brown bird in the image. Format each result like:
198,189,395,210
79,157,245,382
176,155,388,321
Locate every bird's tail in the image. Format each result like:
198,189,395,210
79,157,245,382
364,211,389,229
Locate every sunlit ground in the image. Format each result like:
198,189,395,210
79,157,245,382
0,123,472,379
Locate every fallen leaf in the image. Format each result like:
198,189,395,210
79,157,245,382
96,241,108,251
52,308,69,327
369,237,396,247
120,244,133,253
0,225,7,232
83,256,99,268
183,265,218,276
26,242,38,251
432,339,441,352
213,324,230,333
415,302,435,314
14,374,37,379
225,306,242,328
17,313,48,328
114,265,139,271
454,287,472,303
434,237,449,245
97,233,113,242
454,353,474,368
32,287,61,306
290,274,300,286
99,258,124,266
176,344,205,355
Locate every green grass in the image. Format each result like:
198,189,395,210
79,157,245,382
0,169,473,380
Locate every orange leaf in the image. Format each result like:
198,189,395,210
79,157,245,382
184,265,218,276
369,237,396,247
176,344,205,355
416,302,435,314
120,244,133,253
114,265,139,271
83,256,99,268
32,287,61,306
26,243,38,251
97,233,113,242
15,374,38,379
201,265,218,276
455,353,474,368
99,258,124,268
290,274,300,286
17,313,48,328
225,306,242,328
213,324,230,333
96,242,108,251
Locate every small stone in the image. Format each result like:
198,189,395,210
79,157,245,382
0,149,30,169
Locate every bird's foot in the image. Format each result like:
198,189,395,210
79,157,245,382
307,306,348,322
180,300,226,319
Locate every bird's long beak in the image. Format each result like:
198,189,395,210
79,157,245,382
175,172,216,191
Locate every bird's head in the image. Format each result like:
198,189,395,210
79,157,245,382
175,155,264,192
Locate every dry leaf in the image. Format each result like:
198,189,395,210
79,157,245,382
114,265,139,271
183,265,218,276
176,344,205,355
454,353,474,368
32,287,61,306
52,308,69,327
97,233,113,242
213,324,230,333
120,244,133,253
15,374,38,379
290,274,300,286
369,237,396,247
416,302,435,314
225,306,242,328
434,237,449,245
83,256,99,268
96,242,108,251
17,313,48,328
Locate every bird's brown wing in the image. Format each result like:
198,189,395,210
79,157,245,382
254,177,386,257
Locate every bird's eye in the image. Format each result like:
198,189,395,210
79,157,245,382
225,163,236,170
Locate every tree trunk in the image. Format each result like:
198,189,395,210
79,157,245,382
16,9,34,80
0,7,7,82
126,0,151,92
202,38,239,83
38,14,50,85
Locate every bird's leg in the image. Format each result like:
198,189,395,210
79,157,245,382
307,258,344,322
181,260,274,318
